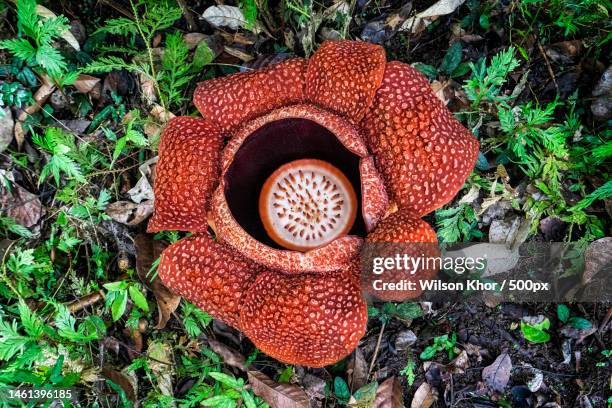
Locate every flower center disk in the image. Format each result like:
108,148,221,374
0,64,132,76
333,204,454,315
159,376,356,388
259,159,358,252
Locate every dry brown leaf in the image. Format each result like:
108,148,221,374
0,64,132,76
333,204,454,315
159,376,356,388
149,104,175,124
207,339,247,371
248,370,309,408
373,377,404,408
202,5,251,31
73,74,101,94
147,341,175,399
482,352,512,393
409,382,434,408
449,350,470,374
223,46,254,62
134,234,180,330
15,75,55,148
127,156,158,203
101,367,136,402
347,348,368,391
400,0,466,33
106,200,153,226
582,237,612,284
0,108,13,153
139,72,157,104
0,175,43,228
183,32,206,49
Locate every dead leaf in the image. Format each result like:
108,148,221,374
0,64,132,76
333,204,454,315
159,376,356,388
0,174,43,228
248,370,309,408
183,32,206,49
134,234,180,330
15,75,55,148
373,377,404,408
207,339,247,371
0,108,13,153
223,46,254,62
148,341,175,401
139,72,157,104
400,0,466,33
482,352,512,393
149,104,175,124
449,350,470,374
106,200,153,226
203,5,253,31
582,237,612,284
347,348,368,390
560,323,597,343
102,367,136,402
73,74,101,94
127,156,158,203
409,382,434,408
36,5,80,50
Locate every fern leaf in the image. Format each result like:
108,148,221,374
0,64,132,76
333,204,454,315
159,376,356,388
0,38,36,61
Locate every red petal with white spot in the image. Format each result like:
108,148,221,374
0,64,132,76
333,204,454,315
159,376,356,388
158,234,262,328
363,210,440,301
361,62,479,216
194,58,307,135
306,40,386,123
239,265,367,367
148,117,222,233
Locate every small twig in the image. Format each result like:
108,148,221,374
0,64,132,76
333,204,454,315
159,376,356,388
99,0,134,19
537,41,558,92
67,291,105,313
367,321,386,377
176,0,197,31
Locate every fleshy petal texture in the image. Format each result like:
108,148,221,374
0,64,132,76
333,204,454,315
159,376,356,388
306,41,386,123
360,156,389,232
211,186,363,273
240,266,367,367
361,62,479,216
363,211,440,301
158,234,262,328
194,58,307,134
223,103,368,172
148,117,222,233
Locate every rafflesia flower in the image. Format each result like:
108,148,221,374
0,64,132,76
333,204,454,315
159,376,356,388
148,40,478,367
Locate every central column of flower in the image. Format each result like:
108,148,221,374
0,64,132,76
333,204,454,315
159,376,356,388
258,158,358,251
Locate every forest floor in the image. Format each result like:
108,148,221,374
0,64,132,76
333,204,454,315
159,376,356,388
0,0,610,407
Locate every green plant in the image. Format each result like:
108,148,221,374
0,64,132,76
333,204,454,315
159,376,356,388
420,333,458,360
182,302,212,338
0,216,33,238
0,0,70,77
435,203,482,243
101,111,149,166
188,371,264,408
0,81,32,108
334,377,378,407
368,302,423,324
84,0,191,110
103,280,149,321
414,41,471,80
400,354,416,386
520,316,551,343
32,128,87,186
463,46,520,109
